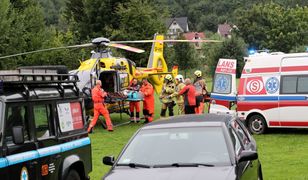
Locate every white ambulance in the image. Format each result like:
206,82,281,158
210,52,308,134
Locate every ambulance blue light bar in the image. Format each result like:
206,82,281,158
249,49,256,55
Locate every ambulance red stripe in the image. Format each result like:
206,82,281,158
215,68,236,74
269,121,308,126
242,65,308,74
281,66,308,72
237,102,278,111
237,101,308,111
242,67,279,74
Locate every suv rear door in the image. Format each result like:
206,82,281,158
210,58,237,115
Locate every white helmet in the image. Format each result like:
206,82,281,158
175,74,184,82
165,74,173,81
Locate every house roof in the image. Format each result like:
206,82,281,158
165,17,188,32
218,23,232,36
183,32,205,40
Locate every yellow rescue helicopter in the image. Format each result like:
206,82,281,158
72,34,177,114
0,34,221,115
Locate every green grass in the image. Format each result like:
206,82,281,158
88,80,308,179
254,129,308,180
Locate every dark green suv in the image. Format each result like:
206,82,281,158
0,67,92,180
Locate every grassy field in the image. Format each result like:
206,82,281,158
89,79,308,179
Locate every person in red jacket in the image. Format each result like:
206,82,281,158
128,78,141,122
87,80,113,132
140,78,155,123
179,78,196,114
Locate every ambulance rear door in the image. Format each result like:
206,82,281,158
209,58,237,115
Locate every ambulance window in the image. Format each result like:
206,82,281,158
297,76,308,93
5,106,30,144
281,76,297,94
213,73,232,94
33,104,53,139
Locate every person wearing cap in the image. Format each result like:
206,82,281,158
170,74,185,115
193,70,207,114
87,80,113,133
159,74,176,118
179,78,196,114
127,78,141,123
140,78,155,123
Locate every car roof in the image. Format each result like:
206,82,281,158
142,114,235,130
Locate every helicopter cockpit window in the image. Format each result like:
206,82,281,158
119,73,129,90
100,62,106,68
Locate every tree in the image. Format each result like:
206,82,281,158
111,0,167,66
64,0,127,41
0,0,84,70
203,35,247,77
172,35,198,77
235,2,308,52
38,0,67,26
0,0,12,57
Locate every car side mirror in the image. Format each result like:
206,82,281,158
12,126,24,145
238,150,258,163
103,156,115,166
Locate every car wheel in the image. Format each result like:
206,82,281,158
65,169,81,180
248,114,267,134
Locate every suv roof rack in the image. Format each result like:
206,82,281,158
0,68,80,97
0,69,78,84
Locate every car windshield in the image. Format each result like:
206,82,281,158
117,127,231,167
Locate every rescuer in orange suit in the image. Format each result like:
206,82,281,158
87,80,113,133
140,78,155,123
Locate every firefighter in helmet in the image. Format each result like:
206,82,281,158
193,70,207,114
159,74,176,117
171,74,185,115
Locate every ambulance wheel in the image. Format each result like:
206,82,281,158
248,114,267,134
65,169,80,180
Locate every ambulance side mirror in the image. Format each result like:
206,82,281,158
12,126,24,145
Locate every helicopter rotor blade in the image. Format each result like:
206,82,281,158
110,39,222,44
107,43,145,53
0,43,93,60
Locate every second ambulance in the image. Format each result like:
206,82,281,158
210,52,308,134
